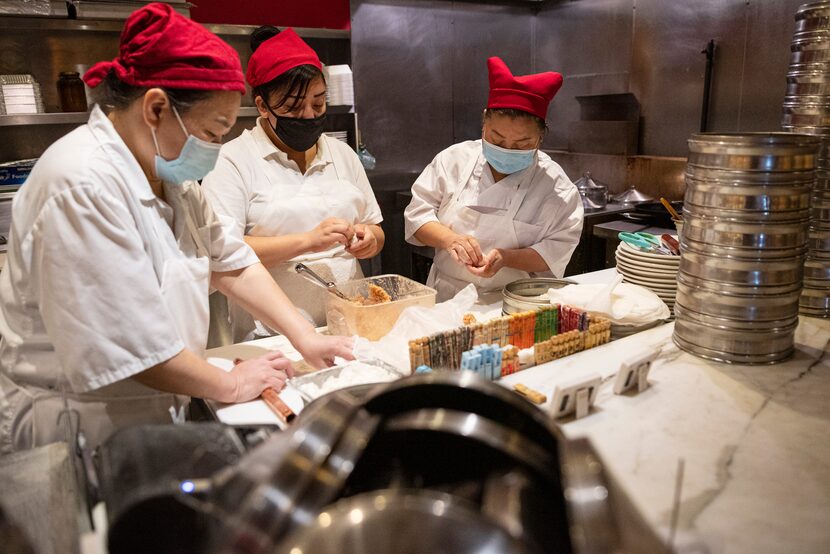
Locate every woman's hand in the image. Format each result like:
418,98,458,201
446,234,484,267
227,351,294,403
465,249,505,278
346,223,379,259
295,332,355,369
304,218,355,253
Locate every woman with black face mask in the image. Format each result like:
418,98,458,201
203,26,385,340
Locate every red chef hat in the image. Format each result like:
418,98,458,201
246,28,323,88
83,2,245,93
486,57,563,120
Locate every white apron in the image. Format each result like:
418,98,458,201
427,153,537,302
1,185,211,451
230,153,364,339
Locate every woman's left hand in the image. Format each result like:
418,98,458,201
346,223,379,259
295,332,355,369
465,249,505,278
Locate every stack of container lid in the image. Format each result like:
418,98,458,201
673,133,819,364
783,1,830,316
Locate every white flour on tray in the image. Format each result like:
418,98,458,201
298,362,398,399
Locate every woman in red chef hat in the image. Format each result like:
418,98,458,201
404,57,584,301
0,4,353,453
202,26,384,338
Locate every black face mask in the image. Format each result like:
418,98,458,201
265,105,326,152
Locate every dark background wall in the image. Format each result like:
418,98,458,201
352,0,804,172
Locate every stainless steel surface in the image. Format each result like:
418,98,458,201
682,180,813,213
682,214,809,250
612,186,653,205
674,300,798,332
212,391,367,552
353,0,804,167
682,235,808,260
679,249,804,286
364,371,562,451
351,1,455,173
502,277,574,315
276,490,535,554
687,132,821,171
674,306,799,360
294,262,349,300
684,200,810,223
672,329,796,365
559,437,622,554
675,278,802,322
290,359,405,402
675,270,803,297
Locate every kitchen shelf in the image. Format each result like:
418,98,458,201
0,105,355,127
0,112,89,127
0,16,350,39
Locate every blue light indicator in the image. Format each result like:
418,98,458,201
180,480,196,494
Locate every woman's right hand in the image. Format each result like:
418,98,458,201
228,351,294,403
304,218,355,253
445,234,484,267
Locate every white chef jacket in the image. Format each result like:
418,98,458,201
405,140,583,278
202,120,383,335
0,106,258,452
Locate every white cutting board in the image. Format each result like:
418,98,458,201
208,357,305,429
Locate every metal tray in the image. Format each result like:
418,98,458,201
290,359,408,403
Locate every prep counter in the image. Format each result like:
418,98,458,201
203,268,830,553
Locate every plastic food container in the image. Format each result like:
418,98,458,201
325,274,436,340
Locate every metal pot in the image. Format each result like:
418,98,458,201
683,199,810,222
675,278,802,322
673,314,797,365
676,270,803,296
681,234,808,260
681,214,809,249
679,250,804,286
682,179,812,213
687,132,821,171
275,490,537,554
502,277,574,315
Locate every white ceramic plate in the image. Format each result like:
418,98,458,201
616,264,679,284
618,240,682,261
616,249,681,268
623,275,677,292
615,256,680,275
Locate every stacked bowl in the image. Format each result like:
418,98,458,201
673,133,820,364
614,240,679,313
783,1,830,316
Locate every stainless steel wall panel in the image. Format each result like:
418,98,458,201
351,1,456,172
630,0,747,156
739,0,804,131
449,5,534,143
536,0,635,150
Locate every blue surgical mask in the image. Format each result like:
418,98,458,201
481,138,536,175
151,105,221,184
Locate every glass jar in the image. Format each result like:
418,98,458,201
57,71,88,112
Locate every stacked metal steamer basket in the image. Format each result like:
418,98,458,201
673,133,819,364
783,1,830,316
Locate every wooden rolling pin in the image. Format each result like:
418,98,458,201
514,383,547,405
234,358,296,424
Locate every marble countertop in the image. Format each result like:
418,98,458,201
500,318,830,553
206,267,829,552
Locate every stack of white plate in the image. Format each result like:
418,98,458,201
323,64,354,107
615,240,680,313
323,131,349,144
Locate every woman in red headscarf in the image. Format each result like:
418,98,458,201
202,26,384,338
0,4,353,453
404,57,584,302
